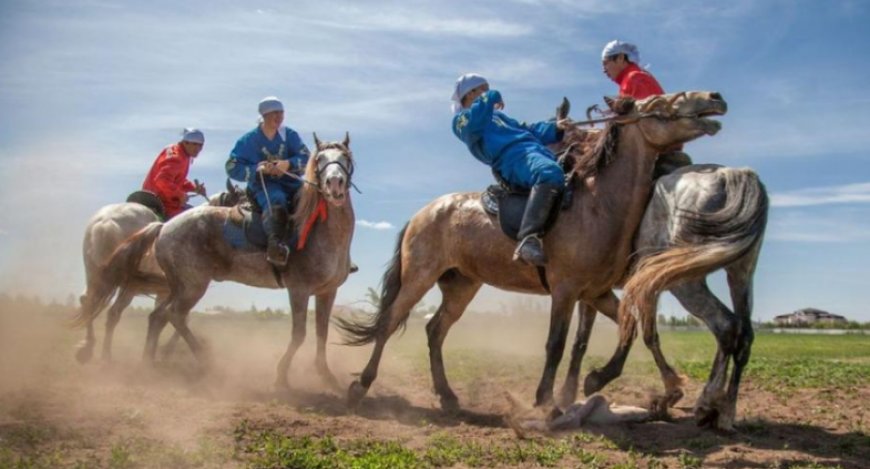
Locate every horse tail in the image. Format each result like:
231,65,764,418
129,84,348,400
70,223,164,328
619,168,768,342
336,223,409,346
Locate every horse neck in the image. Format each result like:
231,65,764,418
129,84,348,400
583,123,659,248
311,196,355,250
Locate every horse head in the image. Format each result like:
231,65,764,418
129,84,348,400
618,91,728,149
310,132,354,207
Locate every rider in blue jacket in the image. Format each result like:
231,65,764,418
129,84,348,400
452,73,564,266
226,96,310,266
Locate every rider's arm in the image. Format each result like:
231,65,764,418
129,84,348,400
152,157,189,203
453,89,502,145
226,135,258,183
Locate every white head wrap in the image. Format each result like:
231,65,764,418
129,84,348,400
181,127,204,144
258,96,284,116
450,73,488,114
601,40,641,64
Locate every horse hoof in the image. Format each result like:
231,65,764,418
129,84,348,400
347,380,368,410
648,395,672,420
667,389,685,407
695,406,718,428
75,344,94,364
274,379,291,393
583,370,604,396
440,395,460,413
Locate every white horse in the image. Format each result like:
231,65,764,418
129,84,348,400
72,181,244,363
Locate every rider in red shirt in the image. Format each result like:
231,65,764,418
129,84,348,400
601,40,690,175
601,40,664,100
142,128,207,218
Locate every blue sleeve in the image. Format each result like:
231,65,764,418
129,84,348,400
452,89,502,145
285,130,310,175
521,119,560,145
226,134,259,183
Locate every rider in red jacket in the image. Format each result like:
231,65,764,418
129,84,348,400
601,40,664,100
142,128,206,218
601,40,690,175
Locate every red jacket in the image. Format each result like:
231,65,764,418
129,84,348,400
614,62,664,100
142,143,195,217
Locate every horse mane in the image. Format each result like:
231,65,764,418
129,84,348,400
291,142,352,230
562,96,636,181
561,122,620,183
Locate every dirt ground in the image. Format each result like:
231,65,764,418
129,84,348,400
0,302,867,468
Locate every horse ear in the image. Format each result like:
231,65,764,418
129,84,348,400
313,132,323,151
604,96,635,115
556,97,570,120
342,131,350,149
226,178,233,193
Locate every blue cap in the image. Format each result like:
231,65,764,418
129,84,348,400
181,127,204,144
451,73,488,113
258,96,284,115
602,40,640,64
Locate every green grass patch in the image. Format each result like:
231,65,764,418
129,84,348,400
235,424,616,468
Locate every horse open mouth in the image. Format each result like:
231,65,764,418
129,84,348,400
326,191,347,205
697,107,726,135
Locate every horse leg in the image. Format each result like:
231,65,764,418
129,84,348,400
143,299,172,363
75,293,99,364
426,272,481,411
348,269,443,410
669,279,737,427
314,290,341,392
535,286,576,407
153,294,186,360
558,301,597,408
583,291,634,396
164,286,210,365
100,288,135,362
275,290,310,391
719,250,760,430
638,299,685,415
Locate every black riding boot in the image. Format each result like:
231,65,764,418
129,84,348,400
265,205,290,267
513,183,562,266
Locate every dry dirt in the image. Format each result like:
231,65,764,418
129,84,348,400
0,302,867,468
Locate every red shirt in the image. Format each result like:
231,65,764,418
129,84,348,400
614,63,664,100
142,143,196,217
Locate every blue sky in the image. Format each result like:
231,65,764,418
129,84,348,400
1,0,870,321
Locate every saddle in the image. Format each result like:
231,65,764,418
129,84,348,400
126,190,166,220
223,203,298,252
481,184,568,241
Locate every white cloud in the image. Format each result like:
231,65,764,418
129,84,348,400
771,182,870,208
0,228,7,236
356,220,394,230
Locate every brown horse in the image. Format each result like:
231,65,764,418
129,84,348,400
338,91,727,411
96,135,354,389
556,163,768,431
71,181,244,363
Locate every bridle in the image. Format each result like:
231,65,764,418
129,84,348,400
312,144,361,195
277,143,361,195
566,92,713,128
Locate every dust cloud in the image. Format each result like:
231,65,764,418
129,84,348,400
0,288,624,452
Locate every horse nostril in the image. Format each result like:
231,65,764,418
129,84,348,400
711,92,722,101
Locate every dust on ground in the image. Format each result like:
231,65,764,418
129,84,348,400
0,298,867,468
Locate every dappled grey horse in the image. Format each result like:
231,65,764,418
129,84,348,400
557,163,768,431
72,181,244,363
96,135,355,389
